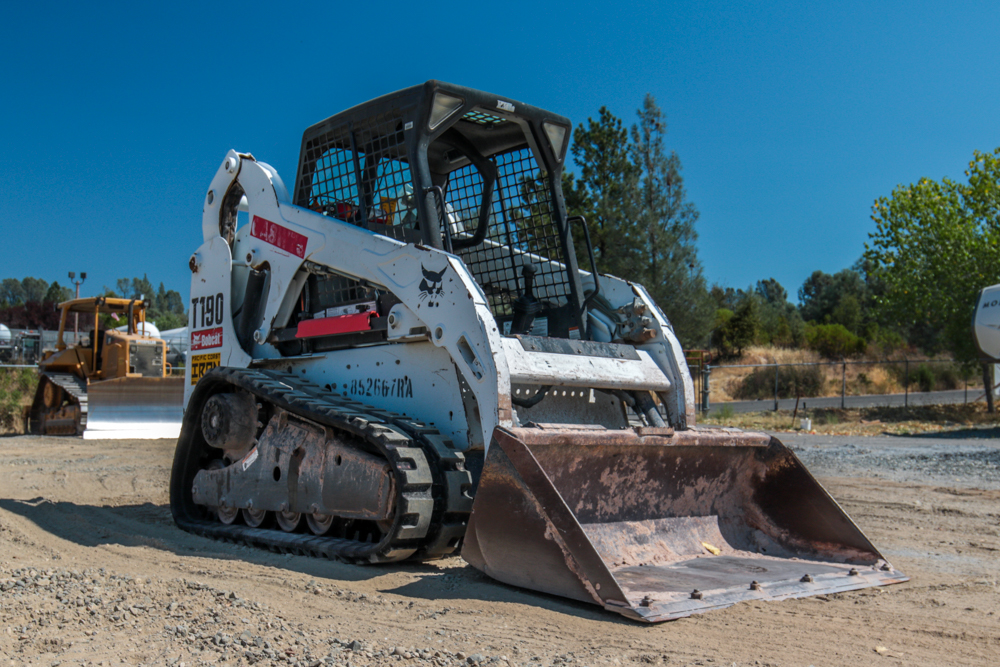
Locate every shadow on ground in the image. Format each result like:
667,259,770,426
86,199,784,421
0,496,599,619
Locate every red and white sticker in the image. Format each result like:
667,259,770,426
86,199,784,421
191,327,223,350
251,215,307,258
241,447,258,471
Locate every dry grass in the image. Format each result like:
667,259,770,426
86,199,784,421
701,402,1000,436
702,346,977,402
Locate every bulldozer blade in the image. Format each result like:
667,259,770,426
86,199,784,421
83,377,184,440
462,425,907,622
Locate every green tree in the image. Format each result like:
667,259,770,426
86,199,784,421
798,268,868,324
102,275,188,331
564,107,640,279
830,293,862,336
864,147,1000,361
114,278,131,298
0,278,26,307
566,99,712,348
43,281,73,304
755,278,805,347
21,277,49,303
714,292,759,357
156,282,185,314
628,94,714,348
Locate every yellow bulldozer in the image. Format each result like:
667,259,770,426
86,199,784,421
29,297,184,438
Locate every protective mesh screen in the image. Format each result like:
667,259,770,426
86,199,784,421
453,148,569,317
295,111,415,310
308,274,377,314
296,111,417,244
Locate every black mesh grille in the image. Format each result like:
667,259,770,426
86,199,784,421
297,110,418,245
296,110,417,310
309,275,377,314
296,99,573,324
453,148,569,317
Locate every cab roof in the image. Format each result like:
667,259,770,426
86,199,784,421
56,297,150,315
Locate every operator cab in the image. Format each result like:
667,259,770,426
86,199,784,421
293,81,596,341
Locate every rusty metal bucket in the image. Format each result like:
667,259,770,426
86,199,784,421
462,425,907,622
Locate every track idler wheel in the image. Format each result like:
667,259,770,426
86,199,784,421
201,392,258,456
43,381,62,408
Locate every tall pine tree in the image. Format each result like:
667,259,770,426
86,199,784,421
565,97,713,348
563,107,640,279
629,94,714,348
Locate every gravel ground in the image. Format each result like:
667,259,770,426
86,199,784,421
0,564,502,666
2,434,999,667
781,431,1000,490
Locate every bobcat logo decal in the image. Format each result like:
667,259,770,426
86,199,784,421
418,265,447,307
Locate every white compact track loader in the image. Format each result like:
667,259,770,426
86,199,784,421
171,81,906,622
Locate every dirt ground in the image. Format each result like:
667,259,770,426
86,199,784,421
1,435,998,667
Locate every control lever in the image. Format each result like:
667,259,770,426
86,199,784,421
509,263,541,335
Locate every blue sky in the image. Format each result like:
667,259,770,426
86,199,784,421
2,1,998,305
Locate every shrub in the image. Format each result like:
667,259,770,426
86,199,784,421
866,326,905,357
713,404,735,420
804,323,866,358
935,365,956,390
0,367,37,432
914,364,935,392
732,365,825,400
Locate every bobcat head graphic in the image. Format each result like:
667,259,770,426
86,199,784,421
418,265,447,307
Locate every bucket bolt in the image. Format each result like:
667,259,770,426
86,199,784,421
848,568,859,577
749,581,761,591
880,563,892,571
690,590,703,600
800,574,813,583
640,596,653,607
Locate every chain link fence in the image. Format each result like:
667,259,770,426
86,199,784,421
694,357,988,413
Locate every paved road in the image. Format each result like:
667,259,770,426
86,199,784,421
708,387,984,415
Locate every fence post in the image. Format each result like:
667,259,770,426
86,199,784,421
841,361,847,409
984,364,995,414
774,363,779,411
904,358,909,408
701,364,711,413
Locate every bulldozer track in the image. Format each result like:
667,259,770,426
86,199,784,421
170,367,472,563
36,373,89,433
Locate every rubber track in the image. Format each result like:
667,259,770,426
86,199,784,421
170,367,472,563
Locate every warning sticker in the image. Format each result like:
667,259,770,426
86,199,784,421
241,447,258,471
251,215,307,258
190,352,221,385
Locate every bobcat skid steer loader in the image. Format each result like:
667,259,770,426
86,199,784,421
171,81,906,622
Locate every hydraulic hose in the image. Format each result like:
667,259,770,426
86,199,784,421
511,385,552,408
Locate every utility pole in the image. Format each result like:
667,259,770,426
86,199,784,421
68,272,86,343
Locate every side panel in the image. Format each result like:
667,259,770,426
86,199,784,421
198,153,510,450
185,237,252,408
271,341,471,446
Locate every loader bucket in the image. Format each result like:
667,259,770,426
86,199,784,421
462,425,907,622
83,376,185,440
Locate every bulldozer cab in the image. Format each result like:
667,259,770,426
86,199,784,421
294,81,589,339
46,297,167,380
